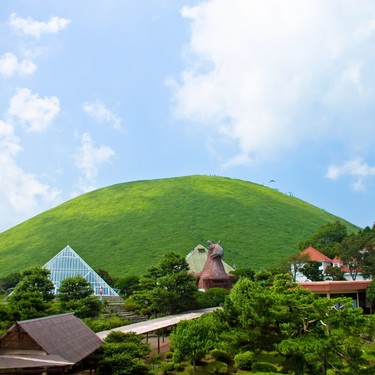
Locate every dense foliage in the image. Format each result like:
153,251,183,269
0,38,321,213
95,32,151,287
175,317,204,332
299,221,348,257
57,276,102,318
131,252,198,316
339,225,375,280
7,267,55,320
170,313,222,369
97,331,151,375
213,274,375,374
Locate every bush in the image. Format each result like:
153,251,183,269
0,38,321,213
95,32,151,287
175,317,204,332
195,288,230,309
206,360,228,374
210,349,233,364
159,361,175,374
124,297,139,311
84,316,130,332
164,351,173,361
234,351,255,370
252,361,278,373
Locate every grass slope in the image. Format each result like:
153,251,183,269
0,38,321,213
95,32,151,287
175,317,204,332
0,176,359,277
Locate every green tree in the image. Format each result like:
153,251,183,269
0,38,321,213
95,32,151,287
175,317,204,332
57,276,102,318
58,276,93,301
114,275,140,298
230,267,255,283
171,313,221,369
0,271,21,294
96,268,115,287
133,252,198,316
299,221,348,258
216,274,375,374
337,230,375,280
8,267,55,320
324,265,346,281
0,304,14,334
300,261,324,281
367,279,375,313
195,287,230,308
98,331,151,375
288,252,310,281
277,298,375,374
216,274,307,353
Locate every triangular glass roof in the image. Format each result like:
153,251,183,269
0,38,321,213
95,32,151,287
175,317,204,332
44,245,119,297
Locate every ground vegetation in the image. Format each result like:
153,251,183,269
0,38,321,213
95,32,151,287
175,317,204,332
0,176,359,277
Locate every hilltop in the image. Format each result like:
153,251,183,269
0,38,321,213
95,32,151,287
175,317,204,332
0,176,359,277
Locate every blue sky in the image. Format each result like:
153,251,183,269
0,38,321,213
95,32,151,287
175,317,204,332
1,0,375,232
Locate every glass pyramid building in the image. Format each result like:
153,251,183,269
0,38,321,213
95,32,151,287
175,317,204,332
44,245,119,297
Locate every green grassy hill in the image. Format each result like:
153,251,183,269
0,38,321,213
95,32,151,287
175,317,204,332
0,175,359,277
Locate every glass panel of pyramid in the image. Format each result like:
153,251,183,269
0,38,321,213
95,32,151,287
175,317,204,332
44,245,119,296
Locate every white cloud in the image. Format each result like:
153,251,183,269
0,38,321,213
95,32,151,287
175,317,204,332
0,120,21,157
0,52,36,77
9,13,71,38
0,120,60,231
83,100,122,129
9,88,60,133
75,132,115,192
170,0,375,166
326,158,375,191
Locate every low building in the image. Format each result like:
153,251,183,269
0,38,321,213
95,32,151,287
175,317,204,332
0,313,103,373
294,246,333,282
299,280,372,313
293,246,368,282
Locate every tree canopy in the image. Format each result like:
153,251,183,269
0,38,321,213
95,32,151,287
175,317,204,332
171,313,222,369
215,274,375,374
57,276,102,318
98,331,151,375
299,221,348,258
131,252,198,316
7,267,55,320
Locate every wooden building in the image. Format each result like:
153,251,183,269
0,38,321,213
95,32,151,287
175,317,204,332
0,313,102,374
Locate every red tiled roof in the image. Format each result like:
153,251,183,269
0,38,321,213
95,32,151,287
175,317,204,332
332,256,355,273
301,246,332,262
299,280,371,293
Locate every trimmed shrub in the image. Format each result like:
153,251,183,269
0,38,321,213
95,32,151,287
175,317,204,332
234,351,255,371
164,351,173,361
252,361,278,373
210,349,233,364
84,316,130,332
206,360,228,374
195,288,230,308
160,361,174,374
124,297,139,311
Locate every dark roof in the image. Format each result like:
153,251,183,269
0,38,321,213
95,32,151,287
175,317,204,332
1,313,102,364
